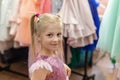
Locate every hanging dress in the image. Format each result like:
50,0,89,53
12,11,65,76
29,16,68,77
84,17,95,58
14,0,51,46
0,0,20,53
0,0,12,41
81,0,100,51
97,0,120,60
51,0,63,14
14,0,40,46
60,0,97,48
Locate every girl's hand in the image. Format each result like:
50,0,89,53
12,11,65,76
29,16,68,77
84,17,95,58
64,63,71,77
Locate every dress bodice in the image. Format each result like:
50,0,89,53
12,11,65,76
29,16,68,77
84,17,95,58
29,54,68,80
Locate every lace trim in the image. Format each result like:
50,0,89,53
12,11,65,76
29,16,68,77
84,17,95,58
29,60,53,74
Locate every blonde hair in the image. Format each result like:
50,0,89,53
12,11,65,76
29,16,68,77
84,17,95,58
30,13,63,60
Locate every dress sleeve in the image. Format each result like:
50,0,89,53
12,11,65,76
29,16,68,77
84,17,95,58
29,60,53,79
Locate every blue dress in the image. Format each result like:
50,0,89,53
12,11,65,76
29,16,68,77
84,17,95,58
82,0,100,51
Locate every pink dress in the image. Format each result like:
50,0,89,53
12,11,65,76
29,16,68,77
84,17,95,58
29,54,68,80
14,0,52,46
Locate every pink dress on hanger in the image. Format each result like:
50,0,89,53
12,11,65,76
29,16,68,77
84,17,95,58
14,0,51,46
40,0,51,13
14,0,38,46
29,53,68,80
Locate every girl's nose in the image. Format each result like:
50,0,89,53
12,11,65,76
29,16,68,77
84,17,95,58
53,36,59,41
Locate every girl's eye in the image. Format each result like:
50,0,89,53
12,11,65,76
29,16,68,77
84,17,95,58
47,34,53,38
57,33,62,37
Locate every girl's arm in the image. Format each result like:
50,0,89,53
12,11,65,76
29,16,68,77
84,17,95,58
31,68,51,80
64,63,71,77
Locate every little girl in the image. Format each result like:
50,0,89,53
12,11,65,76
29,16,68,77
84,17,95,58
29,13,71,80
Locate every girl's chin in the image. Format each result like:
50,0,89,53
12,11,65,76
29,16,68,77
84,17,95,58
50,48,58,51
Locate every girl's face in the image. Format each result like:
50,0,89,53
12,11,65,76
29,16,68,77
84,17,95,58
39,23,63,54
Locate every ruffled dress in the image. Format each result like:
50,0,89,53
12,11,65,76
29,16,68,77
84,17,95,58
60,0,97,48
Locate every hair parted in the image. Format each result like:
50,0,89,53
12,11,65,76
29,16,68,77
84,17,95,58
34,13,63,35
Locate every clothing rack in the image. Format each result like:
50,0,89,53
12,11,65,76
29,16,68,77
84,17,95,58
0,47,28,78
64,38,95,80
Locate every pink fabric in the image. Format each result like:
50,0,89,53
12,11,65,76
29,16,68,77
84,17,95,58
29,54,67,80
14,0,52,46
60,0,97,47
40,0,52,13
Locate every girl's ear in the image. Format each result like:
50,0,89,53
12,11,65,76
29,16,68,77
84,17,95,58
36,34,41,42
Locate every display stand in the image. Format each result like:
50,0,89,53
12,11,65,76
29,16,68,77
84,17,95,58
0,64,28,77
0,47,28,78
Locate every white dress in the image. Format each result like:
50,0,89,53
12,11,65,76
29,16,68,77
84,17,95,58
0,0,20,41
60,0,97,48
0,0,12,41
0,0,20,53
51,0,63,14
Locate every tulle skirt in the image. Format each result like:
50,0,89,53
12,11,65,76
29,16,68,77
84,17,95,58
97,0,120,60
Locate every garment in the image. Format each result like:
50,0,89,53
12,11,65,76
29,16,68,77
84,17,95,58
52,0,63,14
0,0,20,52
14,0,52,46
81,0,100,51
68,47,92,68
14,0,40,46
97,0,120,60
0,0,13,41
40,0,52,13
29,54,68,80
0,41,13,54
97,0,109,16
9,0,21,36
60,0,97,48
0,1,1,39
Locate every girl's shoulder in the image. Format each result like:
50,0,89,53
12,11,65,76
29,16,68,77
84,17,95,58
29,57,53,75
